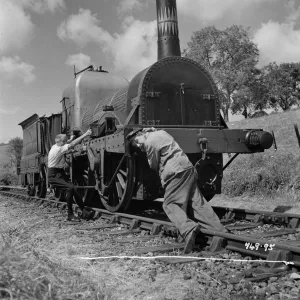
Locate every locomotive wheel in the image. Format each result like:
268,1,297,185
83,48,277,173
74,168,97,206
36,166,47,198
99,153,135,212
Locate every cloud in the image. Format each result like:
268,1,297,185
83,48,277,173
58,9,114,48
12,0,65,13
58,9,157,79
285,0,300,23
112,17,157,78
176,0,278,24
253,21,300,66
0,0,65,55
0,106,21,115
117,0,148,16
0,56,36,84
65,53,92,70
43,0,65,12
0,1,34,54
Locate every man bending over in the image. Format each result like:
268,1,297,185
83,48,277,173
128,128,228,254
48,129,92,222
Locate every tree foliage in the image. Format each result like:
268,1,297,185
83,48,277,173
7,137,23,170
263,62,300,111
184,25,259,121
231,68,269,118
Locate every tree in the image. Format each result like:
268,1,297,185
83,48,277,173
263,62,300,111
231,68,269,118
183,25,259,121
7,137,23,173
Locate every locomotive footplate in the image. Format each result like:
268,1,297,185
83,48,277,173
160,128,273,154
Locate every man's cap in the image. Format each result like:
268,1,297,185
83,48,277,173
126,127,158,140
126,129,143,140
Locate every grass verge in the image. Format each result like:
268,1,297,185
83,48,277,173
222,109,300,203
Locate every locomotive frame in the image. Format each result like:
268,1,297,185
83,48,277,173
18,0,274,212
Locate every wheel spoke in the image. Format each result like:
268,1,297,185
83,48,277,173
119,169,127,177
115,182,123,199
100,154,135,212
117,173,126,189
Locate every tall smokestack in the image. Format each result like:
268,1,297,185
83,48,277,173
156,0,181,60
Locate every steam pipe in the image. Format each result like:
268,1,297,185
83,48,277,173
156,0,181,60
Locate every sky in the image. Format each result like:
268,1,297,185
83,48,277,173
0,0,300,143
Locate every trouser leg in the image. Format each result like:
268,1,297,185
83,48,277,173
188,168,227,232
73,188,84,211
65,188,74,215
163,169,199,238
48,172,85,215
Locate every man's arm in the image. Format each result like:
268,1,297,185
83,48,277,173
147,146,160,172
67,135,75,144
68,129,92,149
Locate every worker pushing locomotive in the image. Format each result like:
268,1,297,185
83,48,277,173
19,0,274,248
128,127,229,253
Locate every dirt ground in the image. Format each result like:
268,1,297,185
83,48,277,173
1,195,300,300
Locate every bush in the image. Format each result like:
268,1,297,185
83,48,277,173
222,152,298,197
0,171,18,186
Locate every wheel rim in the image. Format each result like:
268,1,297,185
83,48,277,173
36,167,46,198
74,168,93,204
74,173,87,201
99,154,135,212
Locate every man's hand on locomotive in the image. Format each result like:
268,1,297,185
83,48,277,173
86,128,93,136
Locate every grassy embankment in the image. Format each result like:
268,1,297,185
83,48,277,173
0,144,10,164
213,109,300,209
0,144,18,185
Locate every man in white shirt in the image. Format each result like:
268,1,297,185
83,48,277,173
48,129,92,222
128,128,228,254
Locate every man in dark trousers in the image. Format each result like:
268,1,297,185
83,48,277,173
128,128,228,254
48,129,93,222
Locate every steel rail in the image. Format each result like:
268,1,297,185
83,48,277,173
1,186,300,228
1,187,300,267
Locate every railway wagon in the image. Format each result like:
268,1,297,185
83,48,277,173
19,0,274,212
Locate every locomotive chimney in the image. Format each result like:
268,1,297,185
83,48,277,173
156,0,181,60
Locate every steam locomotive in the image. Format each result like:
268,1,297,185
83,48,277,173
19,0,274,212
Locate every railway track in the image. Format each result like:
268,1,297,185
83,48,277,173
1,185,300,275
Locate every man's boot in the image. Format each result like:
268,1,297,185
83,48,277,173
183,225,201,254
81,207,95,220
67,214,81,222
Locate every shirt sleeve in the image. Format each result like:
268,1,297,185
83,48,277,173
145,142,160,172
60,144,70,154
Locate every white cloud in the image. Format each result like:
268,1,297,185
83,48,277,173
253,21,300,66
0,56,36,84
58,9,157,79
0,0,65,55
12,0,65,13
176,0,278,24
65,53,92,71
117,0,147,16
44,0,65,12
0,1,34,54
285,0,300,23
57,9,114,48
112,17,157,78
